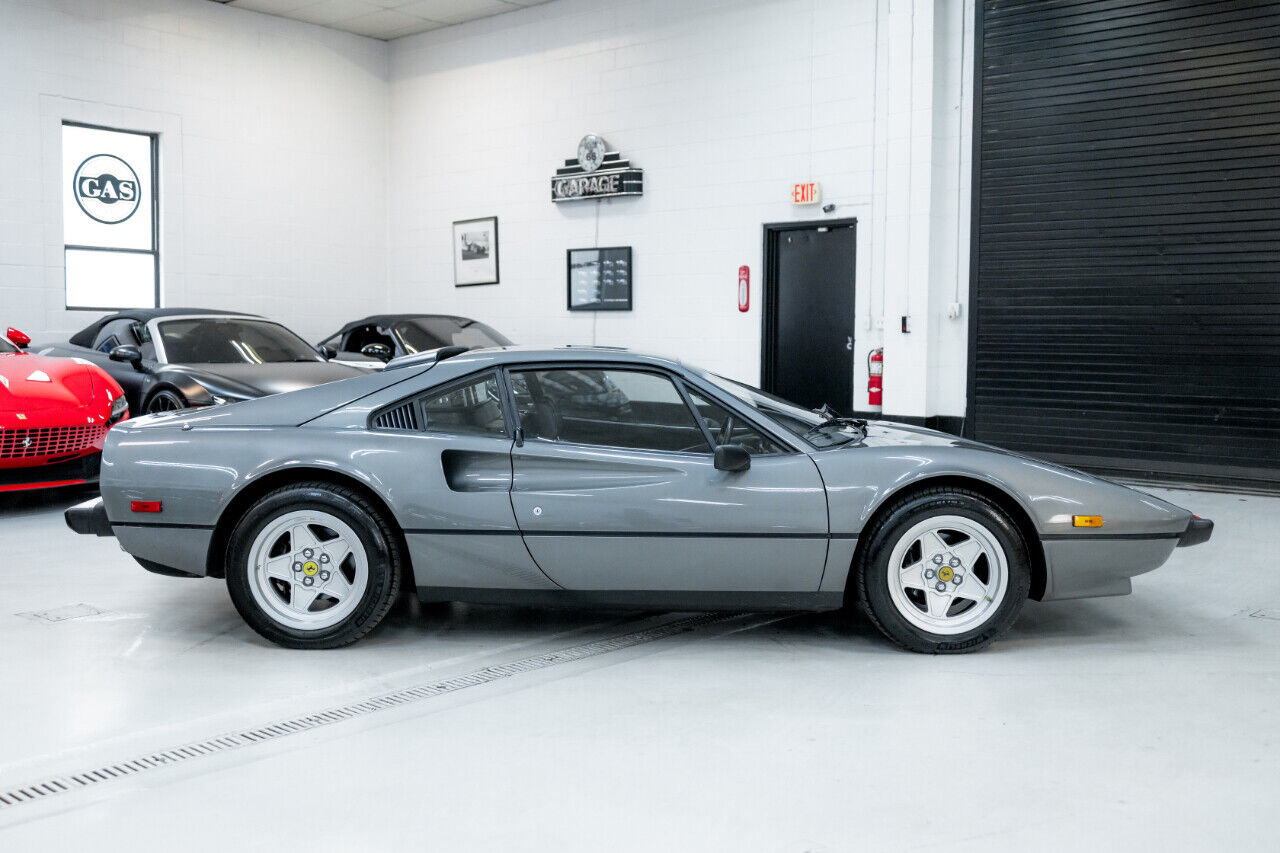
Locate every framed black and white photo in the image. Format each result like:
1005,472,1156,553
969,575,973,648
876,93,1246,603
452,216,499,286
567,246,632,311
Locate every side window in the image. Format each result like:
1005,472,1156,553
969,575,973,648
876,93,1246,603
511,368,710,453
687,389,784,455
96,335,121,355
419,373,507,437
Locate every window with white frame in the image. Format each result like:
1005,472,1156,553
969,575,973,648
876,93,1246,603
62,122,158,309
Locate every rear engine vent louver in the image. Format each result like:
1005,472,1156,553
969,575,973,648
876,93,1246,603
373,402,419,431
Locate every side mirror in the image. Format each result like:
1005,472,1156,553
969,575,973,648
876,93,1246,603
318,344,337,359
361,343,393,362
109,344,144,370
6,327,30,348
713,443,751,473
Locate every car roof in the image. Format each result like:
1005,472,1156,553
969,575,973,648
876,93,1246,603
433,345,686,371
68,308,259,348
330,314,477,337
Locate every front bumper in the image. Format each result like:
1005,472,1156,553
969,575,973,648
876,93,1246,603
65,496,114,537
0,452,101,492
1178,516,1214,548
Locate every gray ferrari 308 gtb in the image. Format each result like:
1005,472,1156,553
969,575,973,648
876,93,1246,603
66,346,1212,653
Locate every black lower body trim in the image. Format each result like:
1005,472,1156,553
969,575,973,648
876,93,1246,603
1041,532,1180,542
416,586,844,611
406,528,836,540
112,521,215,531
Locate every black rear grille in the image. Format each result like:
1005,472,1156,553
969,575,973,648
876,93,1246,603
372,403,419,431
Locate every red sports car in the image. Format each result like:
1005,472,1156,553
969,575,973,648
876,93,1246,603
1,327,129,492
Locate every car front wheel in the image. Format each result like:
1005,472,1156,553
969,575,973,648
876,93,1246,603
145,389,187,414
857,487,1031,653
225,482,402,649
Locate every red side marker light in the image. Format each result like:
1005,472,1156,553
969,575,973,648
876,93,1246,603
131,500,162,513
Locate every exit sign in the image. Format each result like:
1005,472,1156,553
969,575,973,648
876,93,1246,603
791,182,821,205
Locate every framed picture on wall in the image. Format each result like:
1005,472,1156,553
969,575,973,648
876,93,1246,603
453,216,499,286
567,246,632,311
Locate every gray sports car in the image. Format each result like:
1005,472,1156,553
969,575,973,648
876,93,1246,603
66,346,1212,653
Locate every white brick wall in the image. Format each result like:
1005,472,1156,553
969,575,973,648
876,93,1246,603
388,0,973,418
0,0,389,342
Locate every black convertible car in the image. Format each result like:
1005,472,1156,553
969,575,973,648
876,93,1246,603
40,309,366,415
318,314,512,368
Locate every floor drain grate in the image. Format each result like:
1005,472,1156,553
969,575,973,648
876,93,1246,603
0,612,729,812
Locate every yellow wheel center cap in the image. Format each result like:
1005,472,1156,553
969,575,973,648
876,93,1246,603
302,561,319,577
938,566,954,582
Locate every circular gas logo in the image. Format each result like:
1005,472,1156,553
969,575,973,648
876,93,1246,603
73,154,141,224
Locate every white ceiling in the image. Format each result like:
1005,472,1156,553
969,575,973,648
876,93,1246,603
212,0,554,41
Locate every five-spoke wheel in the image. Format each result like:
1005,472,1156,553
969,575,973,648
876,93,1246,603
225,482,402,648
888,515,1009,635
246,509,369,631
856,488,1030,653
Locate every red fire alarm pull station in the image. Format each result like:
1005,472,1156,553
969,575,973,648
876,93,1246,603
738,266,750,312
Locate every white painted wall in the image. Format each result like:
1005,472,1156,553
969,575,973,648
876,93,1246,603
0,0,389,342
1,0,973,419
388,0,973,418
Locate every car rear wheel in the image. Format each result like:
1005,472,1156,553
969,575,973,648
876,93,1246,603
856,487,1031,653
145,389,187,413
225,482,402,649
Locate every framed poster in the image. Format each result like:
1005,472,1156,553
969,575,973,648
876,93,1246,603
567,246,632,311
453,216,499,286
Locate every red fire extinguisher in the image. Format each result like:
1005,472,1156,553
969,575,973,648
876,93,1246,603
868,348,883,412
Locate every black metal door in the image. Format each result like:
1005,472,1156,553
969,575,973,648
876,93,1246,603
971,0,1280,488
763,221,856,413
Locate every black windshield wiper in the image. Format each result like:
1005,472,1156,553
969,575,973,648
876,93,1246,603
805,403,868,441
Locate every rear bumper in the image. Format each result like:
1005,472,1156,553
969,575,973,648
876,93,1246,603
65,497,114,537
1177,516,1214,548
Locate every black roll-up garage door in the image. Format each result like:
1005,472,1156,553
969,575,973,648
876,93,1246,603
971,0,1280,488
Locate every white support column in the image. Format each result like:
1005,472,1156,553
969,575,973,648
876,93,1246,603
879,0,936,420
863,0,973,424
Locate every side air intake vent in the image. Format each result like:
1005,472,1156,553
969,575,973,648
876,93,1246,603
373,402,419,431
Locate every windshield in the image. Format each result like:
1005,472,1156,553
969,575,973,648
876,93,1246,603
0,338,16,355
394,317,512,354
696,372,865,448
157,318,321,364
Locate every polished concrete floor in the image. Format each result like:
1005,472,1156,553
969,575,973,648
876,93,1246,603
0,484,1276,850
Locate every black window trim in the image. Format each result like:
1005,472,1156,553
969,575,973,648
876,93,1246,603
678,379,788,457
368,367,515,439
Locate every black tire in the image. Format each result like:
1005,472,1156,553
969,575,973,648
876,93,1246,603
225,482,402,649
856,487,1031,654
145,389,187,414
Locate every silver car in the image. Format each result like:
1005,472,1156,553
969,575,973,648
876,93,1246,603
67,346,1212,653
